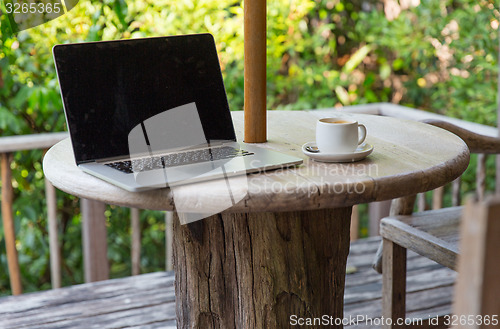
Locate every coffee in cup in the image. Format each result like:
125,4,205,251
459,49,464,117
316,118,367,154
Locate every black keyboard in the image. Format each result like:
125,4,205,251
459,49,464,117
105,146,254,174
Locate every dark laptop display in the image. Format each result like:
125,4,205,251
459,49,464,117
53,34,236,164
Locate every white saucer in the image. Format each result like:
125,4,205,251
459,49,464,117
302,142,374,163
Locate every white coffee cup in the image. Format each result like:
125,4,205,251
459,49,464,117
316,118,367,154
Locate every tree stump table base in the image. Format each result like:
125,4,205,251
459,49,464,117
173,207,352,329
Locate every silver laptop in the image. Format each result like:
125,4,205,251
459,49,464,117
53,34,302,192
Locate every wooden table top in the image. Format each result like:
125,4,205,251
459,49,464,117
43,110,469,213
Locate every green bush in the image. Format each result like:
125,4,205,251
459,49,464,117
0,0,498,294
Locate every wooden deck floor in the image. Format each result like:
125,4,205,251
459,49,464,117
0,237,455,328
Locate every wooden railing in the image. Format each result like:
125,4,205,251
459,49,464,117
1,103,497,294
0,132,67,295
0,132,174,295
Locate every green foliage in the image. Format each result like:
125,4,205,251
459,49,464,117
0,0,498,294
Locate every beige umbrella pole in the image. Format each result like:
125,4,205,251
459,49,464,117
244,0,267,143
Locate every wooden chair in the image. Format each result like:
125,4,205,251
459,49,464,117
453,195,500,328
375,120,500,328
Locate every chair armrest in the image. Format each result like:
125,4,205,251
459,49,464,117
422,119,500,154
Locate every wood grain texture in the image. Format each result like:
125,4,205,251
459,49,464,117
173,208,351,329
1,153,22,295
0,237,458,329
244,0,267,143
43,111,470,213
382,239,407,329
380,207,462,271
0,272,176,329
453,196,500,327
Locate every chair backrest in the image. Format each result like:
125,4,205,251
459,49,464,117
453,195,500,327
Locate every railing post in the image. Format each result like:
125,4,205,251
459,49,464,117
1,153,22,295
165,211,174,271
131,208,141,276
452,177,461,206
368,200,391,236
44,177,61,288
477,154,486,201
80,199,109,282
432,186,444,209
417,193,427,212
244,0,267,143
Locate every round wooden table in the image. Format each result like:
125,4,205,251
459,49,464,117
43,110,469,328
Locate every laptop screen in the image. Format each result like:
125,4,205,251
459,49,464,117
53,34,236,164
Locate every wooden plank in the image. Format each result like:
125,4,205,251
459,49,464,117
1,153,22,295
0,237,458,329
44,177,61,289
454,196,500,324
244,0,267,143
432,186,444,210
0,132,67,153
131,208,141,276
0,272,176,328
347,263,455,305
80,199,109,282
382,238,407,329
379,207,462,270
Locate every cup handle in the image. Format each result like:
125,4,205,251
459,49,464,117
358,124,367,145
